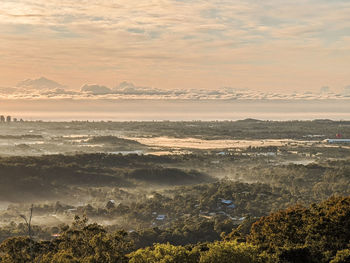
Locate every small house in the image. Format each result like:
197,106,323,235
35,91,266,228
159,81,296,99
156,215,166,221
220,199,233,205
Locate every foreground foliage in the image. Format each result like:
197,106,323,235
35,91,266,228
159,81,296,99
248,196,350,262
0,216,133,263
1,196,349,262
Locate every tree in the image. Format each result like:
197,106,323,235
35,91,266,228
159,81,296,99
248,196,350,262
0,237,36,263
19,204,34,240
128,243,199,263
199,241,265,263
330,249,350,263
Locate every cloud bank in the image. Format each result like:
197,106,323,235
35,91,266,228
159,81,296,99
81,84,111,95
16,77,66,90
1,77,350,100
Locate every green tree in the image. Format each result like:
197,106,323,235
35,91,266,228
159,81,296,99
0,237,36,263
330,249,350,263
128,243,199,263
199,241,265,263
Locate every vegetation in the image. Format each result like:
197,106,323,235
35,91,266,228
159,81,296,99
0,216,133,263
0,154,213,201
1,196,349,262
0,120,349,262
5,119,349,140
248,196,350,262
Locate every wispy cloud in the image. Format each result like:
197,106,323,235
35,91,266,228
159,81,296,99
0,0,350,91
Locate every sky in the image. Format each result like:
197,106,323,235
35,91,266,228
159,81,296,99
1,0,350,93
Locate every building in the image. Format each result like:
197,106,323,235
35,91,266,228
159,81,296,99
156,215,166,220
220,199,234,205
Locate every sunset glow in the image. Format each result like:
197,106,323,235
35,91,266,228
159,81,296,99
1,0,350,92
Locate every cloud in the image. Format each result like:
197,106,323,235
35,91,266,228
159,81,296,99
16,77,66,90
40,88,79,96
113,81,172,96
344,86,350,95
79,81,174,96
1,84,350,101
1,0,350,91
0,87,17,94
81,84,111,95
0,77,349,100
320,86,330,94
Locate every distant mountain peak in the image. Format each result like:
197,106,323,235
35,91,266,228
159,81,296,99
16,77,66,90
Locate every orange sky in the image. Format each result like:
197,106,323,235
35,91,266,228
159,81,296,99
1,0,350,92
